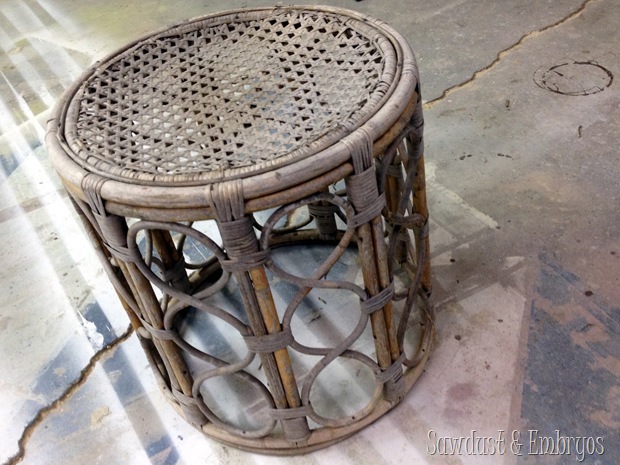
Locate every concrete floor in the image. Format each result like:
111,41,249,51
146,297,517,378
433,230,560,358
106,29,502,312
1,0,619,464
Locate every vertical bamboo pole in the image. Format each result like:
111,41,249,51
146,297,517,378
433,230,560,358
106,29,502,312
370,215,400,363
120,261,194,396
249,268,303,410
406,137,432,296
355,219,393,370
385,149,408,265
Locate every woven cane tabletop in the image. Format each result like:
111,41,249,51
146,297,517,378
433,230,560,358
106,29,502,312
59,7,403,186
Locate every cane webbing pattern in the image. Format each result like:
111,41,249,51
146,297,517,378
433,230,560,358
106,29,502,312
64,9,398,185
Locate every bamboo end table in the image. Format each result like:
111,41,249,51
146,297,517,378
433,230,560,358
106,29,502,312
47,6,434,454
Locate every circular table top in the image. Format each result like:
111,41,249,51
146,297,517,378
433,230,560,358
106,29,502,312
56,7,407,187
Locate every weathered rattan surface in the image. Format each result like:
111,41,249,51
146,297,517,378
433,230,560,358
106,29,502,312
48,5,432,454
63,8,398,186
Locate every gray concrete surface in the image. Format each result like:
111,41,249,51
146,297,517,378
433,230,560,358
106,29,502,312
1,0,618,464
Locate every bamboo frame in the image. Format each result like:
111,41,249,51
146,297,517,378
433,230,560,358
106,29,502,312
46,6,434,454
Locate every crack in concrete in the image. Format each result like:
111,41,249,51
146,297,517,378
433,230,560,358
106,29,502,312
4,325,134,465
423,0,597,109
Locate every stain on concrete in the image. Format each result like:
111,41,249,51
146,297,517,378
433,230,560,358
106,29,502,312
447,381,476,402
535,252,580,306
0,152,21,177
519,254,620,464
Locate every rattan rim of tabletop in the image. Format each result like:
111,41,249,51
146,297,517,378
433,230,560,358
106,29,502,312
46,5,420,215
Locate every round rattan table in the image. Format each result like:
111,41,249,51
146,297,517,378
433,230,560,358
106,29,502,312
46,5,433,454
